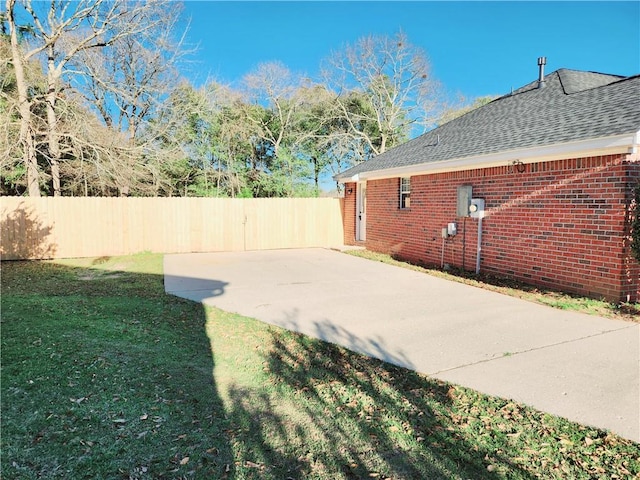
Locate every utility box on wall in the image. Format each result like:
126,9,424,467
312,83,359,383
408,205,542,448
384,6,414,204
457,185,473,217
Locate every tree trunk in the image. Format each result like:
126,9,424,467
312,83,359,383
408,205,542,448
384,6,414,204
7,0,40,196
47,46,61,196
379,132,387,155
313,157,320,193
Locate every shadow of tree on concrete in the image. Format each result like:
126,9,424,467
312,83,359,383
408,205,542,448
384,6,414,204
5,255,636,479
220,311,534,479
1,201,57,259
270,308,415,371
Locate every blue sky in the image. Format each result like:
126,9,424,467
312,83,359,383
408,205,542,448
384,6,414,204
181,1,640,100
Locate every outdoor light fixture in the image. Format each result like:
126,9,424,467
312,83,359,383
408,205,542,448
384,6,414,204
346,187,353,195
511,160,526,173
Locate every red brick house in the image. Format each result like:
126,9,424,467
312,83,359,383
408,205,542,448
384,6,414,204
336,65,640,303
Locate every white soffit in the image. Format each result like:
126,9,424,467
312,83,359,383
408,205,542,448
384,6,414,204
342,132,639,182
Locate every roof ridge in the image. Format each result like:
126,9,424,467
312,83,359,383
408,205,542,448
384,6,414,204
555,67,624,77
506,70,562,97
557,69,627,95
335,71,640,181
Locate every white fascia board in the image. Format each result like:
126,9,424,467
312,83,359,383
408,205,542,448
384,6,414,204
333,173,359,182
351,133,639,182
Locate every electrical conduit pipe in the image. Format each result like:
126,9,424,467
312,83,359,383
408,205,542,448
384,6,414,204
475,214,483,274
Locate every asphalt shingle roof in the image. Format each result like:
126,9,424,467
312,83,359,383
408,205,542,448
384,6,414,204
337,69,640,180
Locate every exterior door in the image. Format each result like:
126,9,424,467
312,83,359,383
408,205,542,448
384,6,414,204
356,182,367,241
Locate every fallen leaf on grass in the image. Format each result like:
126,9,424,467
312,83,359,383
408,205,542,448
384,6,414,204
180,457,189,465
32,430,45,444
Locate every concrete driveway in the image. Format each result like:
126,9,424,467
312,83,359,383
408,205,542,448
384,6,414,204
164,248,639,442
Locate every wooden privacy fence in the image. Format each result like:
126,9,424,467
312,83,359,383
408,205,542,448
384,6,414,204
1,197,345,260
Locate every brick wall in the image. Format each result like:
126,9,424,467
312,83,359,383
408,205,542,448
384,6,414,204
343,154,640,303
343,184,357,244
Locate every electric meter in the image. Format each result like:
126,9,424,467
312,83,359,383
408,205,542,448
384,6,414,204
469,198,485,218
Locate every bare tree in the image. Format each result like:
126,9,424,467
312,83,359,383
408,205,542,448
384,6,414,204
322,31,443,160
1,33,53,195
52,90,153,196
242,62,304,159
5,0,40,195
6,0,180,196
70,1,190,195
73,1,188,142
0,36,19,189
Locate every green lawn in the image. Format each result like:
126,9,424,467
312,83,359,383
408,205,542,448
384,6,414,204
1,253,638,479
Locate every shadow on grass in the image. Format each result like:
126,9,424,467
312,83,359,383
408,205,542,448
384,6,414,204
6,256,637,479
221,313,535,479
1,259,235,479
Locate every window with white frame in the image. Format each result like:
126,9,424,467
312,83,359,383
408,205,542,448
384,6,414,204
400,177,410,209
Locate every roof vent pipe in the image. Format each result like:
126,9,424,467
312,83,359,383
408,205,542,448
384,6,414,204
537,56,546,89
